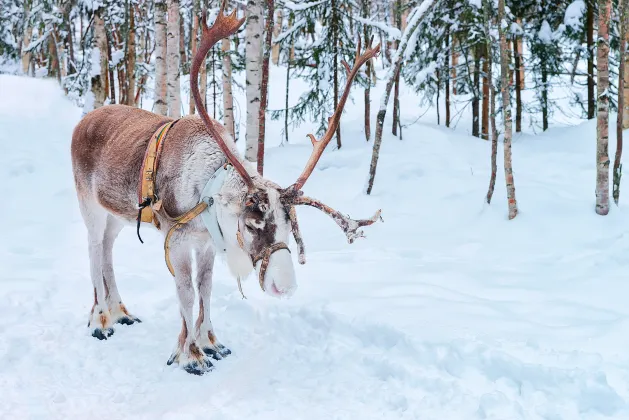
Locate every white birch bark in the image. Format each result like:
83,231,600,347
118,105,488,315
91,9,109,109
167,0,182,118
222,38,236,139
245,0,263,161
596,0,611,215
154,0,168,115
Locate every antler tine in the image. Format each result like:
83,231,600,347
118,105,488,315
191,1,254,190
285,41,381,193
292,195,382,244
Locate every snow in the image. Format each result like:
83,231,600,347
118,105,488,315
538,20,553,44
4,58,629,419
565,0,586,31
353,16,402,41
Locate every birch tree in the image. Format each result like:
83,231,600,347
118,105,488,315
366,0,436,195
91,8,109,110
595,0,611,215
245,0,263,162
167,0,182,118
222,38,235,139
498,0,517,219
154,0,168,115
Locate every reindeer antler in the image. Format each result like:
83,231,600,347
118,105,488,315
191,2,254,191
284,37,381,193
293,196,382,244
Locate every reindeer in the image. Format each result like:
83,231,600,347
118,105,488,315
70,4,381,375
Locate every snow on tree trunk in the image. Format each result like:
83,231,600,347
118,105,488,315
257,0,275,175
615,0,626,205
587,0,595,120
90,9,109,111
596,0,611,215
222,38,235,139
154,0,168,116
127,5,136,107
167,0,181,118
499,0,518,219
245,0,263,162
366,0,436,195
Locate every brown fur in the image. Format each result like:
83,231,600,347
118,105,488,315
71,104,224,224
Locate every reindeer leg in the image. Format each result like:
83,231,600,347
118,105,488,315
80,201,115,340
102,215,141,326
194,242,231,360
166,233,215,375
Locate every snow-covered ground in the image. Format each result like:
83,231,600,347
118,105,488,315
3,69,629,419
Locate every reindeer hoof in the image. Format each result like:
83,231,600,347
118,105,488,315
202,344,231,360
117,316,141,326
183,359,215,376
92,327,114,340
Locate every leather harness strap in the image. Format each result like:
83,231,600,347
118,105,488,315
136,120,177,242
164,201,209,276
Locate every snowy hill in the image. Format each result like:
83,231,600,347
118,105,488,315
2,73,629,419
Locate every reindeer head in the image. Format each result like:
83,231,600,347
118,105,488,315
191,3,382,299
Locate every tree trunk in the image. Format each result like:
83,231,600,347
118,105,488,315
517,18,524,89
445,28,450,128
513,37,522,132
332,0,342,148
392,0,402,136
393,66,400,134
451,36,458,95
272,9,282,65
284,48,291,145
189,0,199,114
362,0,372,141
106,30,116,104
200,52,207,109
472,51,480,137
587,0,595,120
624,0,629,130
154,0,168,115
179,17,187,73
596,0,611,215
257,0,275,175
499,0,518,219
91,9,109,110
48,32,61,83
485,1,497,204
21,1,32,75
222,38,236,140
481,48,489,140
615,0,627,205
245,0,263,162
127,5,136,106
541,58,548,131
167,0,182,118
366,0,436,195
